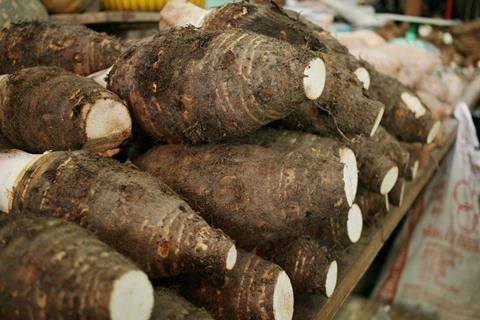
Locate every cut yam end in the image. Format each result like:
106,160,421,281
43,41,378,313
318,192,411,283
426,121,441,144
272,271,294,320
411,160,419,180
347,204,363,243
325,260,338,298
86,99,132,142
109,270,154,320
380,166,399,195
0,150,44,213
401,92,426,119
370,106,384,137
303,58,326,100
339,147,358,207
226,245,237,270
354,67,370,90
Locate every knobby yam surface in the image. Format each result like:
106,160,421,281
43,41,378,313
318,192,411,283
0,215,148,319
0,66,129,153
372,127,411,177
254,237,332,296
135,144,347,246
0,22,125,75
151,288,213,320
203,2,384,136
0,0,48,28
355,188,388,225
108,27,316,144
181,250,292,320
11,151,234,277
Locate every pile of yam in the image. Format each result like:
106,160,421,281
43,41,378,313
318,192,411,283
0,2,445,319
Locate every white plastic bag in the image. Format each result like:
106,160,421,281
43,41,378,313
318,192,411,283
374,103,480,320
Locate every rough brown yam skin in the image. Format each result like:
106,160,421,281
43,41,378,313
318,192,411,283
367,68,439,143
0,66,129,153
203,2,384,136
108,27,315,144
347,136,397,193
0,131,13,149
135,144,347,246
372,127,411,178
235,127,347,162
0,22,125,75
11,151,234,277
0,215,141,320
181,250,285,320
254,237,332,296
151,288,213,320
356,188,388,225
388,178,405,207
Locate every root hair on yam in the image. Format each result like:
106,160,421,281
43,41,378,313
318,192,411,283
325,260,338,298
303,58,326,100
273,271,294,320
347,204,363,243
109,270,154,320
380,166,399,195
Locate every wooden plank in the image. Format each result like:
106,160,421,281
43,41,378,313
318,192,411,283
50,11,160,24
294,118,458,320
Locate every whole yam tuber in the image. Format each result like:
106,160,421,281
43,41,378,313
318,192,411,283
181,250,294,320
135,143,349,246
0,215,154,320
0,21,125,75
150,288,213,320
0,66,132,153
0,150,237,278
108,27,327,144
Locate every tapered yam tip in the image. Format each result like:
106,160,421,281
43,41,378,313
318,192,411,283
303,58,326,100
109,270,154,320
273,271,294,320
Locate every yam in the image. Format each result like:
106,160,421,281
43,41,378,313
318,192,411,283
181,250,294,320
389,178,406,207
151,288,213,320
108,27,325,144
0,22,125,76
347,136,399,195
355,188,389,224
0,131,13,149
399,142,422,180
316,204,363,248
0,0,48,28
371,126,411,178
0,215,154,320
1,150,237,277
0,66,131,153
134,143,348,246
201,2,385,136
234,128,358,207
254,237,338,297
